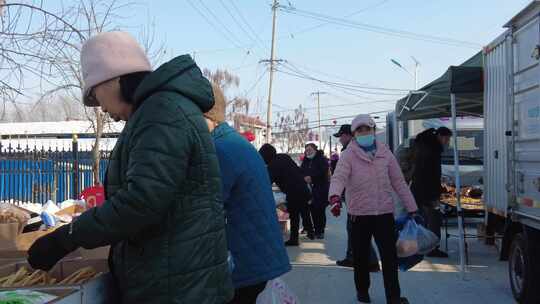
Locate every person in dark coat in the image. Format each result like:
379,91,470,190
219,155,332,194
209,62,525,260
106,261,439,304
259,144,313,246
410,127,452,258
333,124,380,271
205,85,291,304
27,32,233,303
301,143,330,239
395,137,416,184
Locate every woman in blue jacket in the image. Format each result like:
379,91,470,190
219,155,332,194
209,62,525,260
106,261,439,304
204,85,291,304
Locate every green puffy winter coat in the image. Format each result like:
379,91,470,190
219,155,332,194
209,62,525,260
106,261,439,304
71,55,234,303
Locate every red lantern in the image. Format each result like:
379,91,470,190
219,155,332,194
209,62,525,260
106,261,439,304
242,131,256,142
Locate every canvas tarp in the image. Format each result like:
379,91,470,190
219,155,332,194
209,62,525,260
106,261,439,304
396,52,483,121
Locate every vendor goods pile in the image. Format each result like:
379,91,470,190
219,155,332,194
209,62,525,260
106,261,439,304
441,185,483,209
0,268,56,287
0,266,100,287
0,205,31,233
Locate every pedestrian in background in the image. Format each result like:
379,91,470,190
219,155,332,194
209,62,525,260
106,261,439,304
259,144,314,246
301,143,330,239
28,32,233,303
395,137,416,185
329,114,418,304
205,85,291,303
333,124,380,272
410,127,453,258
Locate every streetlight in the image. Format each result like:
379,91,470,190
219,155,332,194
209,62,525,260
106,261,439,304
390,57,420,90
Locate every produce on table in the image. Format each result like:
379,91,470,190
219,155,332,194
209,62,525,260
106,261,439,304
440,184,484,210
0,268,55,287
58,267,100,285
0,290,58,304
0,266,100,287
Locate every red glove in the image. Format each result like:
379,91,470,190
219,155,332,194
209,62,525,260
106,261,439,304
329,195,342,217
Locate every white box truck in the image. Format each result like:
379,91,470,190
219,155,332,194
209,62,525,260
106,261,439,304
483,2,540,303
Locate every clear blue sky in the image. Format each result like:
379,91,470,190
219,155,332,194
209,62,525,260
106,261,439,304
123,0,529,126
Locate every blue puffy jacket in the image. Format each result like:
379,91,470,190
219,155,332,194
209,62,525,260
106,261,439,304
212,123,291,288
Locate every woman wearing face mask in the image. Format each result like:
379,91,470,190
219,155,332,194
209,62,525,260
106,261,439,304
300,143,330,239
328,114,418,304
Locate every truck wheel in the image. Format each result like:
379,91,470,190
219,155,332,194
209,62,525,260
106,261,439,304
509,233,537,303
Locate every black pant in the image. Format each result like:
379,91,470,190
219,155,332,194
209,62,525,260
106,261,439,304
228,281,267,304
288,199,313,241
310,203,327,234
351,213,401,302
420,203,442,249
346,215,379,264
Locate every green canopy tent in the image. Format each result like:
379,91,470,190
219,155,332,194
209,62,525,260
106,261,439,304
396,52,483,120
395,52,484,279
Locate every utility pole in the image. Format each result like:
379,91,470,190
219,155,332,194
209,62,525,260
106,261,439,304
311,91,326,145
411,56,420,90
265,0,279,143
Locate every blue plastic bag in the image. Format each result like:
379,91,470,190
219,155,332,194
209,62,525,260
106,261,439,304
416,223,440,255
395,215,432,271
227,251,235,273
396,218,419,257
40,211,56,228
398,254,424,272
395,215,439,256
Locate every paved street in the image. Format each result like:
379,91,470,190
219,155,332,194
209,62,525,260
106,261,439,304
282,211,516,304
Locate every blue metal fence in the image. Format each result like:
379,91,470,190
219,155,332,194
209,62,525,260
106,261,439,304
0,146,109,204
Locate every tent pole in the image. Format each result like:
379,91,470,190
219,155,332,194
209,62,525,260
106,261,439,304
450,93,466,279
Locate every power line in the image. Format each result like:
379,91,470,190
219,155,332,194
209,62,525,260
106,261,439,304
276,67,406,96
230,62,260,71
285,60,371,87
279,6,481,48
227,0,268,49
244,68,268,98
274,110,392,128
283,0,391,38
184,1,393,55
193,0,248,48
276,67,401,102
218,0,266,56
186,0,245,48
282,62,409,92
254,99,395,116
197,0,248,47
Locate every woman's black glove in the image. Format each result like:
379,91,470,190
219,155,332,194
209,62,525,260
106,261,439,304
28,224,78,271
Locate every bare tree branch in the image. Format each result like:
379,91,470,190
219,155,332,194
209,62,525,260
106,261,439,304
0,0,164,184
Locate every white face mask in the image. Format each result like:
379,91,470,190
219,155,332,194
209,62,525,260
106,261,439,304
306,152,316,159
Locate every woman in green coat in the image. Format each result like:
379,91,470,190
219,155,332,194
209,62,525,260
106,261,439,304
27,32,233,304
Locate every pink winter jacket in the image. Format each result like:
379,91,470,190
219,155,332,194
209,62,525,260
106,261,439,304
329,141,418,216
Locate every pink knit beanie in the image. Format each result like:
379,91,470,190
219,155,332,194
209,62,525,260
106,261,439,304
80,31,152,107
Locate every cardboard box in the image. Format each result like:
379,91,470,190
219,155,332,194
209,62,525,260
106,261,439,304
79,246,110,260
0,222,20,250
55,205,85,217
0,259,119,304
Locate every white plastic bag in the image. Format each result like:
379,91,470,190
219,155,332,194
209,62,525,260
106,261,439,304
227,251,235,273
42,200,60,214
256,278,299,304
396,219,419,258
416,223,440,255
273,192,287,206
